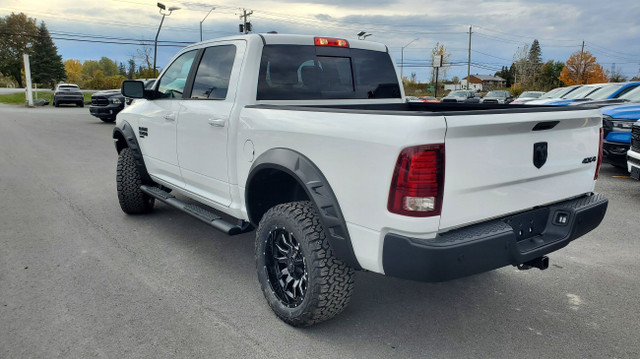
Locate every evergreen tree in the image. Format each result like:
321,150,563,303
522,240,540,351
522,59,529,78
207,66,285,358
118,62,127,77
527,39,542,88
31,21,66,88
528,39,542,66
127,58,136,79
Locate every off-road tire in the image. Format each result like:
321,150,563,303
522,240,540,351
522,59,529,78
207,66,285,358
54,101,59,107
256,201,354,327
116,147,154,214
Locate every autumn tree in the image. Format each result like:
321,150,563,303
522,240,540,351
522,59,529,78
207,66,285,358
430,42,451,84
30,22,66,88
559,51,609,85
64,59,83,85
0,13,38,87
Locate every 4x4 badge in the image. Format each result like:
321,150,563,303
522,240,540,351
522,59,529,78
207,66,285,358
533,142,548,169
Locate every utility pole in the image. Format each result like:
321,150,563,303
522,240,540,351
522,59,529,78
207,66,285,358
239,9,253,34
200,7,215,41
576,40,585,84
467,26,472,90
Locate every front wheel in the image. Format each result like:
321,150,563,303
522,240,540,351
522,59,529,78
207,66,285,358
116,147,154,214
256,201,354,327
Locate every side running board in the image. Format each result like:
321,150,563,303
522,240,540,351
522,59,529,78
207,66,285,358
140,185,253,236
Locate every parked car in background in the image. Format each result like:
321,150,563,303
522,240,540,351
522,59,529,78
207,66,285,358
573,82,640,107
480,90,513,104
419,96,439,103
601,103,640,168
510,91,545,104
526,85,583,105
90,89,126,123
441,90,478,103
405,96,423,103
627,120,640,179
545,84,608,106
53,83,84,107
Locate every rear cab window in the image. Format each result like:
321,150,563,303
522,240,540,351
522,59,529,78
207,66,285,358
257,45,401,100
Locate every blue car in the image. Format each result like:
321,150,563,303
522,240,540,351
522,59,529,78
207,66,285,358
602,102,640,167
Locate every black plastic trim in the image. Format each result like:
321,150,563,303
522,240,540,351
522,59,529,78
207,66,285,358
246,102,601,117
382,193,608,282
112,121,153,184
246,148,361,269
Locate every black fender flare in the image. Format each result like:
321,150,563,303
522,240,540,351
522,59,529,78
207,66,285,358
112,121,153,184
246,148,362,270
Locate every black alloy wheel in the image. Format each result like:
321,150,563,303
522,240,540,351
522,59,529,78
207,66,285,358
264,226,308,307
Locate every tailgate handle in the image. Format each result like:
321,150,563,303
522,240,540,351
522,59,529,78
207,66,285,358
532,121,559,131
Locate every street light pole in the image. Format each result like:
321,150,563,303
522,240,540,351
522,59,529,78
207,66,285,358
200,7,215,42
400,38,419,80
154,2,180,77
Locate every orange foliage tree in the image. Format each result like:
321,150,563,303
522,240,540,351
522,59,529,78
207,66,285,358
559,51,609,85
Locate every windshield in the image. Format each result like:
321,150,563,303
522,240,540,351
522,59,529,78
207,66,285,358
540,87,565,99
563,86,601,99
519,91,543,98
448,91,468,97
257,45,400,100
485,91,506,97
618,85,640,102
586,84,625,100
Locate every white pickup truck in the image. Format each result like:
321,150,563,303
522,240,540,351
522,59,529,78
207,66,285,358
115,34,608,326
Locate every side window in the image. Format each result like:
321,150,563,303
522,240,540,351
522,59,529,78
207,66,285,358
190,45,236,99
156,50,197,99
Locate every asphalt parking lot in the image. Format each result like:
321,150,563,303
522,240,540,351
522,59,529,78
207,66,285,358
1,104,639,359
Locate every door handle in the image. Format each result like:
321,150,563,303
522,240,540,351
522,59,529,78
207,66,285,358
208,118,226,127
163,113,175,121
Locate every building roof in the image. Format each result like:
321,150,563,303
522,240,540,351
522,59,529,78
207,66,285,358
466,75,506,82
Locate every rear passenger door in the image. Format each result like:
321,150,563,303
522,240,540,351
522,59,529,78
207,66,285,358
177,41,244,206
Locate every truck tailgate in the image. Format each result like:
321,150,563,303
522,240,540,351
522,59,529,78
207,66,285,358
439,108,601,230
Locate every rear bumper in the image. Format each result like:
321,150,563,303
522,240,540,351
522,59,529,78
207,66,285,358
382,193,608,282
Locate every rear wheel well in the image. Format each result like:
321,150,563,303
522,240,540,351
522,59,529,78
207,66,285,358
246,168,310,225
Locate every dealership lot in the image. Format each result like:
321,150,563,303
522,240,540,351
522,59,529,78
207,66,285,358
1,104,639,358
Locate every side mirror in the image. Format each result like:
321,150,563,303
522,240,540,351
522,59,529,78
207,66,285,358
122,80,146,99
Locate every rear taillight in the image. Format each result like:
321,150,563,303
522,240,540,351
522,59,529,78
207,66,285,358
388,144,445,217
595,127,603,180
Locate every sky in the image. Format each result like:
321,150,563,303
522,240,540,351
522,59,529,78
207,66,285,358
2,0,640,83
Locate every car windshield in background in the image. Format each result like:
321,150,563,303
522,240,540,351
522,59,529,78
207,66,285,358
257,45,400,100
543,87,575,98
618,86,640,102
564,86,600,99
519,91,543,98
586,84,625,100
58,85,79,91
448,91,468,97
485,91,506,97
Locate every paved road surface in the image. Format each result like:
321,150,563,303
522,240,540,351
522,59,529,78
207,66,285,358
1,104,639,358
